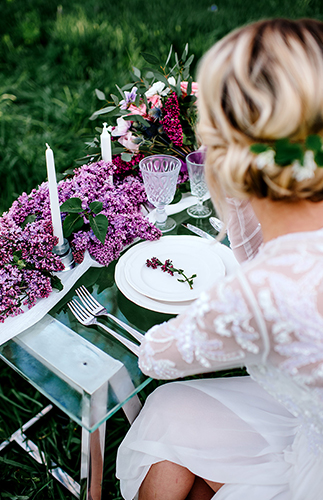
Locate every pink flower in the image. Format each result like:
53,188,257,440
118,131,140,152
111,117,131,137
180,81,198,97
127,103,148,118
147,94,162,108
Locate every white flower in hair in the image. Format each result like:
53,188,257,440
291,150,316,182
255,149,275,170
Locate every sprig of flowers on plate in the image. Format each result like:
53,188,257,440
0,161,161,322
87,44,199,198
146,257,197,290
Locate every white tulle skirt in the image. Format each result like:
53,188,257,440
116,376,323,500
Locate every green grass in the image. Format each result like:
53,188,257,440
1,0,323,497
0,0,322,213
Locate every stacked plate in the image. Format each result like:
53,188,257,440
115,235,239,314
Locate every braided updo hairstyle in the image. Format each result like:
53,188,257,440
197,18,323,220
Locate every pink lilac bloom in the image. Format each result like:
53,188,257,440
161,92,183,147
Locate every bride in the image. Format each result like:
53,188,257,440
117,18,323,500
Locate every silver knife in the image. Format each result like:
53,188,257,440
209,216,224,232
182,223,215,240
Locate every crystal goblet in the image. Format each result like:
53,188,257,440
139,155,181,233
186,150,212,218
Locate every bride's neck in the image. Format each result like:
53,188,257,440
250,197,323,243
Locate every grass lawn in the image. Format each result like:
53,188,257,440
0,0,323,498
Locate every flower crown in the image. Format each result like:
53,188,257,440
250,135,323,182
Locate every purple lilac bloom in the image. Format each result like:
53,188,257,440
0,159,161,321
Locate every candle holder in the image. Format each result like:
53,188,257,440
53,238,75,272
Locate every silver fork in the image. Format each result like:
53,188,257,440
75,285,144,343
68,300,140,356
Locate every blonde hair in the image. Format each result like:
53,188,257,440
197,18,323,220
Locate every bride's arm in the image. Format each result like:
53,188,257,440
226,198,263,263
139,271,269,379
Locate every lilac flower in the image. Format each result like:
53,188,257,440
0,159,161,322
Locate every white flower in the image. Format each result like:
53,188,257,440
145,81,170,98
168,76,176,86
291,150,316,182
255,149,275,170
111,117,131,137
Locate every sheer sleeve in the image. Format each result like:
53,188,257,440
139,272,270,380
226,198,263,264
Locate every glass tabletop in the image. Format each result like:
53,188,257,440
0,201,224,432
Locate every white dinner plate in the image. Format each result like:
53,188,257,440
115,236,239,314
124,236,225,302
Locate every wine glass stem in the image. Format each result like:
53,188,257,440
156,206,167,223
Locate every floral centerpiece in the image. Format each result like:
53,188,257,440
0,161,161,322
87,44,199,197
0,44,199,323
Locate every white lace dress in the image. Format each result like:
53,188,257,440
116,200,323,500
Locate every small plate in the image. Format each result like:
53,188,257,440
123,236,225,302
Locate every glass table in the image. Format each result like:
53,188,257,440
0,202,223,500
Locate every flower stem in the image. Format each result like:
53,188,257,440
146,257,197,289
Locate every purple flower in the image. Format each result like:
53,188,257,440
161,92,183,147
0,159,162,321
120,86,138,109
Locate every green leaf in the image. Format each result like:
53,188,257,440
315,150,323,167
275,139,303,165
176,74,182,97
21,214,37,229
89,106,116,120
89,201,103,214
141,52,159,65
306,134,322,152
165,44,173,67
133,66,141,78
63,213,84,238
151,70,169,87
186,76,193,97
184,54,194,68
122,82,136,90
95,88,106,101
112,144,127,155
121,152,133,162
123,114,150,127
89,214,109,245
110,93,119,106
116,84,125,99
181,43,189,62
60,197,83,213
51,274,63,291
250,143,270,154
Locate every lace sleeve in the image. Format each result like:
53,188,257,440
226,198,263,263
139,272,270,379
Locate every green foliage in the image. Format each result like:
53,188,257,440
60,196,109,243
0,0,321,213
250,135,323,167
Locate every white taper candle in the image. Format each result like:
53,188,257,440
100,122,112,162
45,144,64,246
